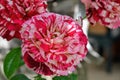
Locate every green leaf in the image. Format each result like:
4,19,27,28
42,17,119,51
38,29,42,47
53,73,78,80
3,47,22,79
53,76,69,80
69,73,78,80
18,58,24,67
10,74,30,80
34,75,46,80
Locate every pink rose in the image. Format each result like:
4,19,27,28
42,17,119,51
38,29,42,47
0,0,47,40
20,12,88,76
86,0,120,29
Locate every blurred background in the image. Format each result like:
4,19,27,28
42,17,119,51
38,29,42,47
0,0,120,80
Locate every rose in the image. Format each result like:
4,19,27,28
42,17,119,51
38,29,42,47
82,0,120,29
20,12,88,76
0,0,47,40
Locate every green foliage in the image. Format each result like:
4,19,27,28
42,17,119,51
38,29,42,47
53,73,78,80
10,74,30,80
34,75,46,80
3,47,23,79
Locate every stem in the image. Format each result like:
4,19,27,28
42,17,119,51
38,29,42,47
46,76,52,80
42,75,53,80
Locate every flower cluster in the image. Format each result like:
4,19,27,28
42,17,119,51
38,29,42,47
81,0,120,29
0,0,47,40
0,0,88,76
20,12,88,76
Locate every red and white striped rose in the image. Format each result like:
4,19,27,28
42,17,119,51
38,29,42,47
82,0,120,29
20,12,88,76
0,0,47,40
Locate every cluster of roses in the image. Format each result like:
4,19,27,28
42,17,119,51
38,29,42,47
0,0,87,76
81,0,120,29
1,0,119,76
